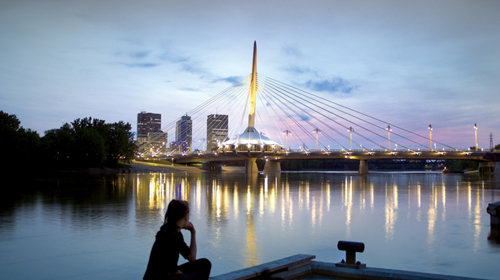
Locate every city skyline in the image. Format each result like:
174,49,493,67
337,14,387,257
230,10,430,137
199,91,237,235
1,0,499,149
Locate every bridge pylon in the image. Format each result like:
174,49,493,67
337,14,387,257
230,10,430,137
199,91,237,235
221,41,281,174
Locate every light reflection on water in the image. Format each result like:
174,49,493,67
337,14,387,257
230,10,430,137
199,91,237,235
0,172,499,280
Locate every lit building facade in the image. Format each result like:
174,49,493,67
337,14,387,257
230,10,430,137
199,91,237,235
137,112,161,143
148,131,168,154
207,114,228,151
175,114,192,152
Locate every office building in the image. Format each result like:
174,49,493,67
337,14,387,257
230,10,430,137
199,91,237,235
137,112,161,143
175,114,192,152
207,114,228,151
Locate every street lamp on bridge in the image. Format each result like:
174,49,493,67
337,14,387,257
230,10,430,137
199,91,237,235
313,128,321,150
428,124,433,151
283,130,291,151
348,127,354,151
474,123,478,150
386,125,392,151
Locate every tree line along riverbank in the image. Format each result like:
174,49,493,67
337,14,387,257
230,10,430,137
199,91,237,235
1,110,136,174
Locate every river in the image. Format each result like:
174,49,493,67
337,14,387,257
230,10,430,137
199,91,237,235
0,171,499,279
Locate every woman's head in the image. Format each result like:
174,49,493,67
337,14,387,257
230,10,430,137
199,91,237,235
165,199,189,225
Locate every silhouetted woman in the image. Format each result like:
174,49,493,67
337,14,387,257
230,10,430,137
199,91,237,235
144,200,211,280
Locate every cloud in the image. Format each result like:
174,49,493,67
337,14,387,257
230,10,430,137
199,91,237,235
212,76,242,84
299,113,311,121
304,77,358,94
159,52,188,63
284,66,316,75
180,87,198,92
282,45,303,58
181,62,206,75
129,51,150,59
121,62,159,68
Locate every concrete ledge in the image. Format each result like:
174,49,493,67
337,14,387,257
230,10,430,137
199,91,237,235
210,254,315,280
310,261,485,280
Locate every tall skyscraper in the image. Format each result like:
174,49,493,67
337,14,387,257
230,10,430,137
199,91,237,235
175,114,192,151
137,112,161,143
207,114,228,151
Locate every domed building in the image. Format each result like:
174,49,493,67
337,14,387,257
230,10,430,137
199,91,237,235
222,126,281,153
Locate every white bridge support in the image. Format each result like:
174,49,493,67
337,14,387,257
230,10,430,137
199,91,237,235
359,160,369,175
263,160,281,174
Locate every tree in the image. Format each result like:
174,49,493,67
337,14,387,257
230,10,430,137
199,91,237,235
0,111,40,165
106,121,136,165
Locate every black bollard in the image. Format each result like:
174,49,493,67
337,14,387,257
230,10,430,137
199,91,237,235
336,241,366,269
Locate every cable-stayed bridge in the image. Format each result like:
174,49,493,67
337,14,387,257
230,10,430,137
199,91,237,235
143,42,499,174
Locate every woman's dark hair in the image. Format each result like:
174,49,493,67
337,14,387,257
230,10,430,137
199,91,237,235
165,200,189,224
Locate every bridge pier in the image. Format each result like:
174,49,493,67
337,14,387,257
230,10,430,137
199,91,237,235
246,158,259,174
263,160,281,174
202,162,222,172
479,162,500,174
359,160,368,175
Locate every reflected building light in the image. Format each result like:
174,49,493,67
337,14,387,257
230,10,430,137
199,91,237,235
393,184,398,210
326,181,331,211
433,183,438,209
196,178,201,215
417,184,421,209
407,184,411,209
319,190,324,227
306,182,310,211
474,187,481,252
456,181,460,205
370,183,374,209
298,182,304,211
264,176,268,195
244,213,258,267
427,198,436,245
345,177,353,236
468,182,472,219
234,182,239,218
281,183,286,227
287,178,294,227
312,197,316,228
441,185,446,221
247,186,251,214
384,183,397,241
480,180,484,196
259,185,264,216
216,183,221,219
224,184,229,219
269,184,276,214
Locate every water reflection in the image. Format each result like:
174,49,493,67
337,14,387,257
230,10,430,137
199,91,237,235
1,172,499,279
132,172,496,261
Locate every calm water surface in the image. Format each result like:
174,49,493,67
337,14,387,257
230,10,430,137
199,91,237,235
1,171,499,279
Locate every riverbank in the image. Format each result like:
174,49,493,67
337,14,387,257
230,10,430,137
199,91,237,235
130,160,207,173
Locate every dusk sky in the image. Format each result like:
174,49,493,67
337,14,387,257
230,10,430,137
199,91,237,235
1,0,499,150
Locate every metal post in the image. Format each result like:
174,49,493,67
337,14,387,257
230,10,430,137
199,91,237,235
386,125,391,150
428,124,432,151
348,127,354,151
474,123,478,150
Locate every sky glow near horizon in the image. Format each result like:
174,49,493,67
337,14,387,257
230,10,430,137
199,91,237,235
1,0,499,150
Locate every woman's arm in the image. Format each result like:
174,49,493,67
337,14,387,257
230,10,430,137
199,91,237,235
185,222,197,261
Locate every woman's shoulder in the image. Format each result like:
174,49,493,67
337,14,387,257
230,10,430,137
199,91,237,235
157,223,180,238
